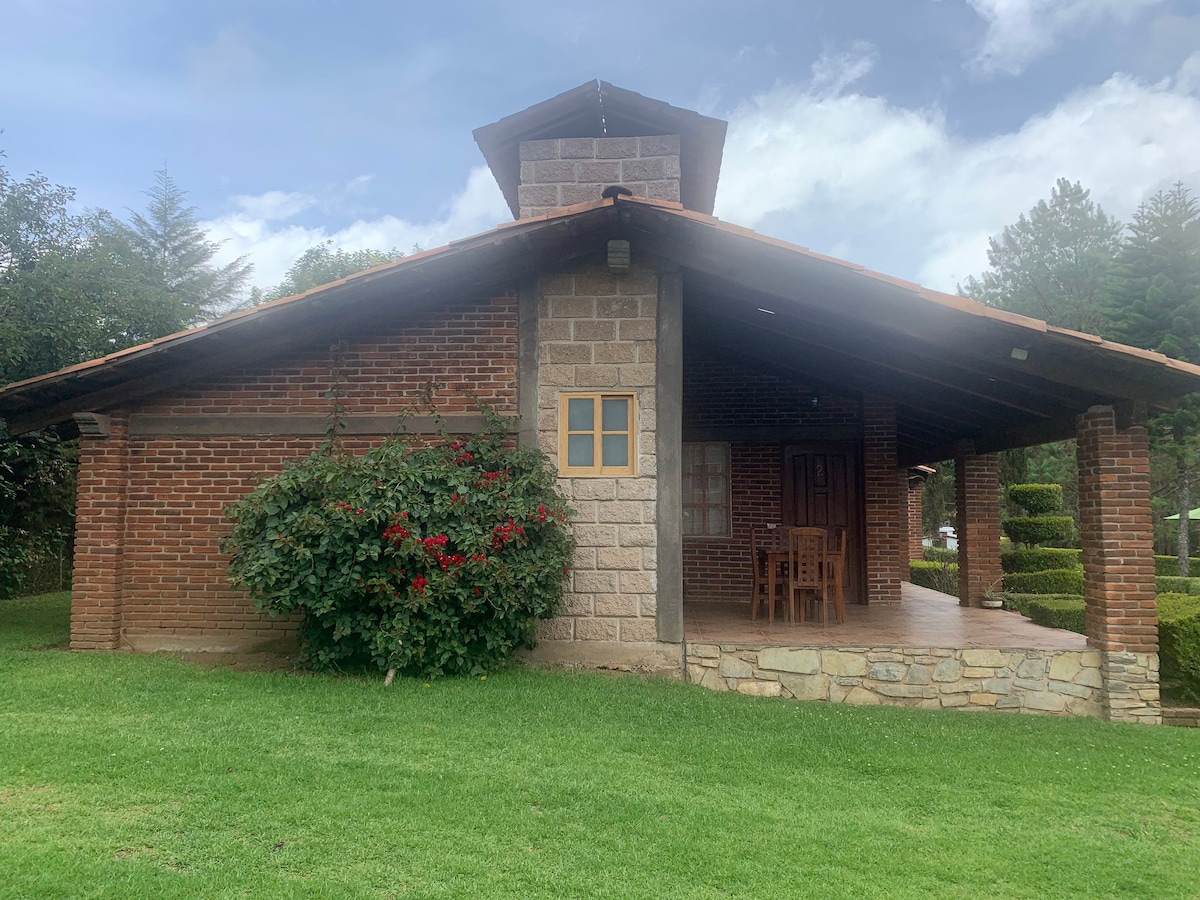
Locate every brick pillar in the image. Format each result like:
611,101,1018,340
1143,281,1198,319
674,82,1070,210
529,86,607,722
954,449,1002,608
70,413,128,650
897,471,911,578
908,484,925,561
863,397,902,605
1076,405,1160,724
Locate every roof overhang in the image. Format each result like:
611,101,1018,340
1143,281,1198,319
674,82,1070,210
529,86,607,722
3,195,1199,467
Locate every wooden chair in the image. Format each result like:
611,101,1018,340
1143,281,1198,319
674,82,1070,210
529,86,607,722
749,527,785,621
787,527,832,625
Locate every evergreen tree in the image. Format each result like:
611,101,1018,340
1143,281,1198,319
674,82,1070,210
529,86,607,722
108,169,253,322
255,241,403,304
960,178,1121,334
1106,183,1200,573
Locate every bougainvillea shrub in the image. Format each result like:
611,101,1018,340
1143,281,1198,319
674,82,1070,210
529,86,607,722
223,420,575,677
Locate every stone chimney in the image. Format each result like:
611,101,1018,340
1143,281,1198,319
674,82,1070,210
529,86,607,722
473,80,727,220
516,135,680,218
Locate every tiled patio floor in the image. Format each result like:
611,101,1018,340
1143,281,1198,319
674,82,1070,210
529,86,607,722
683,582,1086,650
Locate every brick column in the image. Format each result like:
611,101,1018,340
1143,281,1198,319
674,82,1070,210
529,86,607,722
908,483,925,561
71,413,128,650
863,397,902,605
1076,405,1160,724
955,449,1002,608
897,470,911,578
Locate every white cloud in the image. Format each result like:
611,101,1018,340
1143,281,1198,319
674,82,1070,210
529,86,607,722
965,0,1164,77
203,166,510,292
715,53,1200,292
186,25,262,87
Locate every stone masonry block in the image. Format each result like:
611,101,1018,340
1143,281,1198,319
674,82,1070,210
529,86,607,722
639,595,656,616
962,649,1007,668
638,135,680,156
596,297,640,318
594,593,639,617
539,320,571,341
538,364,576,386
597,500,645,524
519,139,561,161
617,480,656,500
619,364,657,387
572,524,617,547
597,547,641,569
518,183,559,207
576,160,621,182
576,617,620,641
621,158,667,181
573,320,616,341
574,365,619,387
571,479,617,501
543,342,593,365
532,159,576,183
758,648,821,674
537,617,574,641
646,180,682,202
560,184,603,206
620,618,658,642
560,137,596,158
548,296,594,318
595,137,639,158
619,524,657,547
573,570,617,593
619,571,656,594
593,342,637,364
619,319,656,340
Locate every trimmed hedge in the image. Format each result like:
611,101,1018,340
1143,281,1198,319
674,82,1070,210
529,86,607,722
1002,567,1084,596
1003,592,1082,616
1155,555,1200,576
1008,483,1063,516
1001,547,1081,574
1155,576,1200,596
922,547,958,564
1027,597,1086,634
1002,516,1074,546
1159,593,1200,703
909,560,958,594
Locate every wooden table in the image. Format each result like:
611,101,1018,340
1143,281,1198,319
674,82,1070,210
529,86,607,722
758,541,844,625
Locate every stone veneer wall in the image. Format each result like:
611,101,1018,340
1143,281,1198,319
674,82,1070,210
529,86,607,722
687,644,1104,716
531,258,669,666
517,136,681,219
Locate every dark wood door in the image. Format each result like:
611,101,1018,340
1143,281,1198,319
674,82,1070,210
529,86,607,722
782,444,864,604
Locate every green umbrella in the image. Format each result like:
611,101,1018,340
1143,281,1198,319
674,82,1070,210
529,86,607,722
1164,507,1200,520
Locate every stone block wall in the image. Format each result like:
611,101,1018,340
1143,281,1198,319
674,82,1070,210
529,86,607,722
518,136,681,218
686,643,1105,716
533,259,661,653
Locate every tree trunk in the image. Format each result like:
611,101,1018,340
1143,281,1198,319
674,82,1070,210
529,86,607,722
1178,455,1190,577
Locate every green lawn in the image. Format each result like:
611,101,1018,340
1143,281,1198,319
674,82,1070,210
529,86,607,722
2,595,1199,899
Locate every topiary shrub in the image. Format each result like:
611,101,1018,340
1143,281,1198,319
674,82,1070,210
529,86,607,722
1001,547,1081,574
223,416,575,678
1155,576,1200,596
1026,596,1086,634
909,560,958,594
1007,483,1063,516
922,547,958,564
1155,555,1200,576
1002,567,1084,596
1002,592,1082,616
1001,516,1075,546
1158,593,1200,703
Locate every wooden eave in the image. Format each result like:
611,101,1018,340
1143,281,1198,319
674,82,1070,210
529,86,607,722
3,194,1200,464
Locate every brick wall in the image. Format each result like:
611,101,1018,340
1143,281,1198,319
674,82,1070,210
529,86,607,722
69,294,518,651
518,136,681,218
863,396,902,605
909,485,925,561
680,351,862,604
534,259,660,646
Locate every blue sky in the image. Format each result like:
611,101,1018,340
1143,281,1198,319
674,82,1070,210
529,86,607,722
3,0,1199,295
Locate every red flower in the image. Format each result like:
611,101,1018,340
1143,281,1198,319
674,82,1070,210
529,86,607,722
412,575,428,595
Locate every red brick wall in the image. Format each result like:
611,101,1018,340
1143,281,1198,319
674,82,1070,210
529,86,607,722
863,397,902,605
908,486,924,561
681,351,861,603
71,294,518,650
1076,406,1157,654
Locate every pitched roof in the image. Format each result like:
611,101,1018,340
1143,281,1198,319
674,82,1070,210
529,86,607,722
3,195,1199,464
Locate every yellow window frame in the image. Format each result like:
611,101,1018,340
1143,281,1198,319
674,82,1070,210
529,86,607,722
558,392,637,477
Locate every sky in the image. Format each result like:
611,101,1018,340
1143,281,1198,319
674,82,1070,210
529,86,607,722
3,0,1200,296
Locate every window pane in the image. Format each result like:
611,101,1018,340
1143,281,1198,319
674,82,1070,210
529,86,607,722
568,397,594,431
706,476,726,505
601,397,629,432
683,444,702,472
704,443,727,467
708,507,728,535
567,434,594,467
602,433,629,467
682,476,702,505
682,510,701,535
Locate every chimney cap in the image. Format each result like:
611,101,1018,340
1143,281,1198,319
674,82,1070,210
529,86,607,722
473,80,727,220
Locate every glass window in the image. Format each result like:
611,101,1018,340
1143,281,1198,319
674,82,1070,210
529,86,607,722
558,392,637,476
682,442,730,536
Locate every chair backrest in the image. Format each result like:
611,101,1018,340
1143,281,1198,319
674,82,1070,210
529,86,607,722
787,527,827,589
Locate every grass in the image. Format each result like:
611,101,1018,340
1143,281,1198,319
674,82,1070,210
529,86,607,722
1,596,1199,898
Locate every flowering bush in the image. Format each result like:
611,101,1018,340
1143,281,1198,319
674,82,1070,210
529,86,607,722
223,417,574,677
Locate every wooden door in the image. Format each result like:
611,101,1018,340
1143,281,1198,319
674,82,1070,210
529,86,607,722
782,444,864,604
